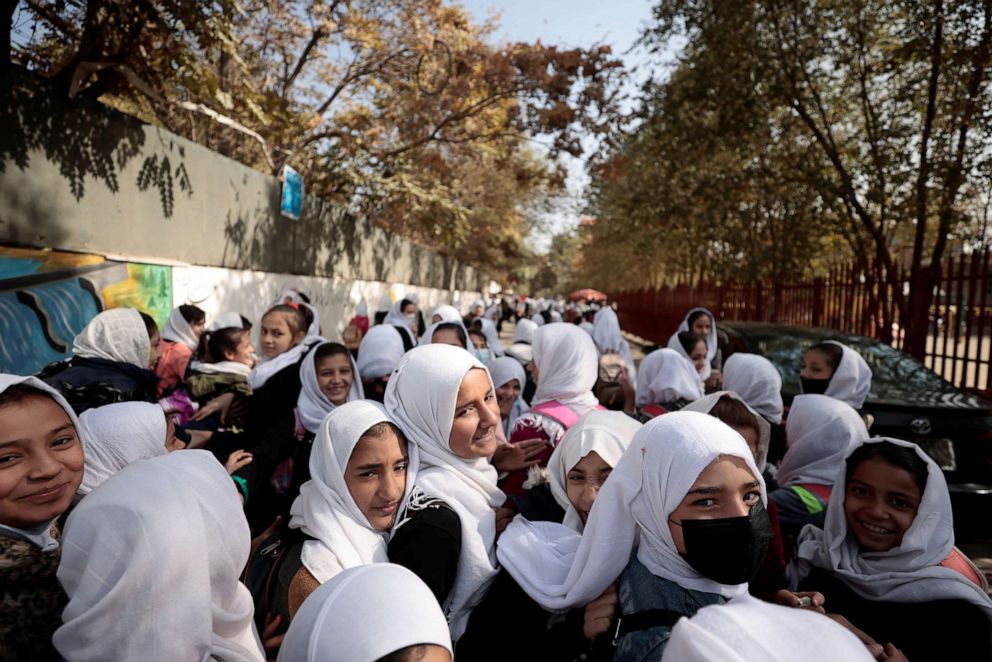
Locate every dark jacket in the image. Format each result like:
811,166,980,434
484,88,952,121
41,356,158,414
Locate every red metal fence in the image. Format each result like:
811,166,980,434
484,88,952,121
611,251,992,394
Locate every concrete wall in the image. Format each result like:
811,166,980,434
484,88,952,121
0,68,484,291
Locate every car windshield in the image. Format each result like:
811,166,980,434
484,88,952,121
734,327,958,402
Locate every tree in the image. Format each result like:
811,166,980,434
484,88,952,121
8,0,627,278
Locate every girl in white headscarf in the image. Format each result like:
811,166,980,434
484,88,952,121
505,318,538,366
155,304,206,397
488,357,530,436
356,324,406,403
384,297,420,348
54,450,265,662
474,316,505,358
591,307,636,380
667,308,721,389
76,401,171,496
800,341,872,409
497,412,772,659
504,323,602,497
419,320,470,349
789,438,992,659
0,375,87,659
721,353,784,424
431,304,463,324
277,564,453,662
283,400,416,617
44,308,159,413
384,344,505,641
769,394,869,539
635,347,703,417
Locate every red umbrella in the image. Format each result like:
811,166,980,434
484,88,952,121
568,288,607,302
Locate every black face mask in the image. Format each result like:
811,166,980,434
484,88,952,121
677,502,773,585
800,377,831,395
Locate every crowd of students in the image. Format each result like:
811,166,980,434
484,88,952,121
1,291,990,661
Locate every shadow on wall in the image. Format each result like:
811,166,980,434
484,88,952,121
0,66,188,223
0,247,172,375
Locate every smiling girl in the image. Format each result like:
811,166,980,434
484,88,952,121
789,438,992,659
384,344,506,642
0,375,86,658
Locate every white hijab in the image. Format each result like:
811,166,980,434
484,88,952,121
667,308,717,380
207,311,244,332
384,298,417,346
663,593,874,661
160,307,199,350
289,401,416,583
477,317,505,357
683,391,771,472
190,359,252,378
54,450,264,662
0,375,85,552
431,305,463,323
418,319,470,349
818,341,873,409
721,353,784,423
531,323,600,416
297,343,364,435
72,308,150,369
789,438,992,618
277,564,452,662
497,412,764,610
531,312,546,327
635,348,703,407
488,357,529,434
77,402,167,496
778,394,869,487
548,409,642,531
384,344,506,639
591,307,636,379
300,302,322,338
356,324,406,380
513,318,538,345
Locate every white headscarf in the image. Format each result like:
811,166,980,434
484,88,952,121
355,300,369,317
477,317,505,357
778,394,869,487
384,344,506,639
288,401,416,583
663,593,874,661
300,302,322,338
498,412,764,610
431,305,462,323
818,341,873,409
590,307,636,379
488,356,529,434
683,391,770,472
356,325,406,380
531,323,600,416
418,319,470,349
384,298,417,346
207,311,244,332
548,410,642,531
531,312,546,327
190,359,252,378
160,307,199,350
635,348,703,407
0,375,85,552
77,402,167,496
277,564,452,662
789,438,992,618
72,308,150,369
666,308,717,380
297,343,364,435
722,353,784,424
54,450,264,662
513,319,538,345
249,335,323,391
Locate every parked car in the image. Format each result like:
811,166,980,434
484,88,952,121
720,321,992,543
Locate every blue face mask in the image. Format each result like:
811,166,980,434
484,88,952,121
475,349,491,364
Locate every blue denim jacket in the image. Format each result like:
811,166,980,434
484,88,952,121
614,556,725,661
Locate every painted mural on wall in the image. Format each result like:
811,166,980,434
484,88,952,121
0,247,172,376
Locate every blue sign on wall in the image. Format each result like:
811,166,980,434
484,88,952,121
281,165,304,221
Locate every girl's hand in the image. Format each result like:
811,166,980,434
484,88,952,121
225,450,253,474
880,643,909,661
772,589,826,613
494,507,515,537
491,439,544,473
826,614,884,659
261,612,285,661
189,392,235,422
583,584,619,641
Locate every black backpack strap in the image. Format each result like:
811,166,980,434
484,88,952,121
612,609,684,645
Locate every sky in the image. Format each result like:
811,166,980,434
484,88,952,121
459,1,670,252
